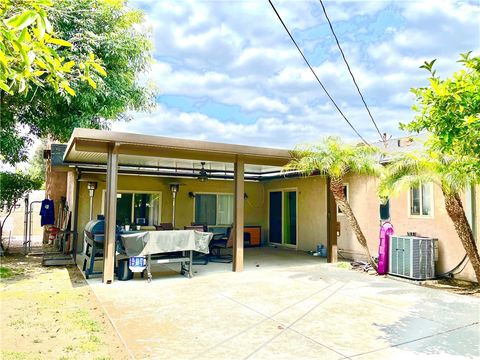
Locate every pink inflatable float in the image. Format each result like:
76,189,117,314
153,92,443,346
377,222,394,275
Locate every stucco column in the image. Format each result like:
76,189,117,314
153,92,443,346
326,177,338,263
233,157,245,272
103,143,119,284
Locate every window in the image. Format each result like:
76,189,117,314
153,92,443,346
194,193,234,225
103,191,162,226
337,184,349,215
409,183,433,217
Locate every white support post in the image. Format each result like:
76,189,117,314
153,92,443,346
233,157,245,272
103,143,119,284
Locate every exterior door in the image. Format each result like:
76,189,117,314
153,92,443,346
284,191,297,245
269,191,282,244
269,190,297,246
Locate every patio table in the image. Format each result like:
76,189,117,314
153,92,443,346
120,230,213,281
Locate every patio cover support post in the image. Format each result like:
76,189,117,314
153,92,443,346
233,157,244,272
72,169,80,264
103,143,119,284
326,177,338,263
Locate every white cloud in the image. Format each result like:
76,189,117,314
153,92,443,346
122,0,479,148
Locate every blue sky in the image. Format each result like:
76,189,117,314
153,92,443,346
112,0,480,148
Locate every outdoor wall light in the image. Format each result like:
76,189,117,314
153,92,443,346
87,182,97,221
170,183,181,228
244,192,248,199
87,181,97,196
170,183,180,194
188,192,195,199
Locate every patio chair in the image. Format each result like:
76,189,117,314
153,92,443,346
155,222,175,231
209,227,234,263
190,222,208,232
209,227,252,263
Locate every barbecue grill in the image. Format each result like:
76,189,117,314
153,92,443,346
82,216,122,278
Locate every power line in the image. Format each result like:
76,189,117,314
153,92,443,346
267,0,369,145
318,0,384,143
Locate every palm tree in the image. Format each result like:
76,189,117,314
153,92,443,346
285,136,381,270
379,150,480,282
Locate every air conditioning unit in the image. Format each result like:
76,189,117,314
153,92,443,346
389,236,438,280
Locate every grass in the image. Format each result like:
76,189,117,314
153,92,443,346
336,261,351,269
1,351,40,360
1,251,129,359
0,266,22,279
69,309,102,332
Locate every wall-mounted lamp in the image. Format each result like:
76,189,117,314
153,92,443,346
87,181,97,196
244,192,248,199
87,182,97,221
188,192,195,199
170,183,181,228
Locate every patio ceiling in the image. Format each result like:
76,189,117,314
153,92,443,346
63,128,293,179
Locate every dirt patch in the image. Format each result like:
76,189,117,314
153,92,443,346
0,249,130,360
422,278,480,297
336,261,480,297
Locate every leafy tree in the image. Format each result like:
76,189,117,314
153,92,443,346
1,0,153,165
0,171,41,252
0,0,104,95
402,52,480,174
379,150,480,282
27,139,47,188
285,137,381,270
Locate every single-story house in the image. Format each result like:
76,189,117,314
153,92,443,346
45,128,479,283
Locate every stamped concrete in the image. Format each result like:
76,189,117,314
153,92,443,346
85,247,480,360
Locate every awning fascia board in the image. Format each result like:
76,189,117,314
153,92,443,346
64,128,292,167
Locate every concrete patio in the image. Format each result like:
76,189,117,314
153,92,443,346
86,247,480,360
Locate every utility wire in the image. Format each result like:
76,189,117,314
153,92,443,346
318,0,384,143
267,0,369,145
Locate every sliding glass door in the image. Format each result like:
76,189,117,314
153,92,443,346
269,190,297,246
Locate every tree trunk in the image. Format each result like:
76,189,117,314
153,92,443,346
0,223,4,254
330,178,378,271
443,191,480,282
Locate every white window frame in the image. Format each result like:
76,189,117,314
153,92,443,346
101,190,162,225
336,183,349,216
407,183,434,219
192,192,234,226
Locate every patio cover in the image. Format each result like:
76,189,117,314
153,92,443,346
63,128,294,284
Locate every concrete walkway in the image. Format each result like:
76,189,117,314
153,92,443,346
86,247,480,360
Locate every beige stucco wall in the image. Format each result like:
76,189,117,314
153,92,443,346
343,176,478,282
65,167,478,281
72,173,328,253
337,175,380,260
74,174,266,251
262,176,328,252
2,190,45,238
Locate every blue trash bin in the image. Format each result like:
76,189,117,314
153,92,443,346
117,258,133,281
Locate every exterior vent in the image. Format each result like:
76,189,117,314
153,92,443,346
389,236,438,280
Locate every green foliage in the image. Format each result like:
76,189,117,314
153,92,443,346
285,136,382,181
1,0,153,165
0,266,22,278
0,171,40,209
27,140,47,188
378,148,479,200
0,0,105,95
402,52,480,174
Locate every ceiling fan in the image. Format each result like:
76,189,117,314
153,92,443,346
197,162,209,181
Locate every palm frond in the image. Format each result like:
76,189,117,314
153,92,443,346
379,149,479,198
284,136,382,180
